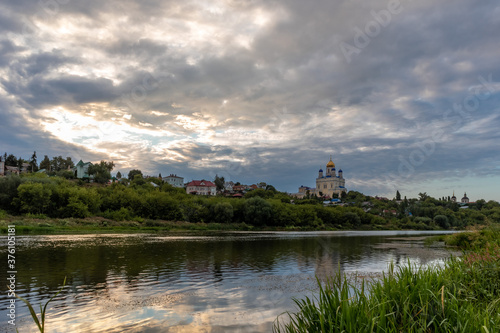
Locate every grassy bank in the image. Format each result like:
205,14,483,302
0,217,262,234
274,225,500,332
0,216,366,234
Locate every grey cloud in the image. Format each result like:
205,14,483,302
23,75,118,107
0,0,499,199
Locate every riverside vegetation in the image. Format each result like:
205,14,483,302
0,173,499,233
274,225,500,332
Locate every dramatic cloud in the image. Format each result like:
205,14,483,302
1,0,499,200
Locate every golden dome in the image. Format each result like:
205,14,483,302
326,156,335,168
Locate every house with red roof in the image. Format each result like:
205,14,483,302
186,180,216,196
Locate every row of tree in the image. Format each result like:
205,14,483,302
0,173,499,230
1,151,75,174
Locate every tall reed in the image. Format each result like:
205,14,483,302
15,277,66,333
274,259,500,332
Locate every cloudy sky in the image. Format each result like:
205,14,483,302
1,0,499,201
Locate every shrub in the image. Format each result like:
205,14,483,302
214,202,234,223
244,197,272,226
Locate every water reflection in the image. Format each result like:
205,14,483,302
0,231,457,332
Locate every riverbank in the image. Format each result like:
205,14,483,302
274,225,500,332
0,216,414,234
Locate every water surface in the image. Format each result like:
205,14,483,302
0,230,458,332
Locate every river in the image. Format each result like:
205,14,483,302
0,230,459,332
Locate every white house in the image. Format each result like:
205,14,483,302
162,174,184,188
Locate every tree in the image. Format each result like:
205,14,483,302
5,154,18,167
396,190,401,201
128,169,143,180
434,215,450,229
15,182,52,214
265,184,277,193
116,171,122,179
418,192,430,201
214,174,225,194
244,197,272,226
88,161,115,184
214,202,234,223
39,155,51,171
65,157,75,169
29,151,38,172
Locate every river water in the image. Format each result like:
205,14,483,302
0,230,459,332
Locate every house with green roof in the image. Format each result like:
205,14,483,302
73,160,93,179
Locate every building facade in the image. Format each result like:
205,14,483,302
186,180,216,195
162,174,184,188
73,160,92,179
295,156,347,198
315,156,346,198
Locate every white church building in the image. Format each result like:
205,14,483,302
297,156,347,198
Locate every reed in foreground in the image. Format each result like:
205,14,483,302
15,277,66,333
274,258,500,333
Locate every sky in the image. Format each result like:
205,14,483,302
1,0,499,201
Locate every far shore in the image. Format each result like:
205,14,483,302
0,216,459,235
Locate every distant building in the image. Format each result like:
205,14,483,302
451,191,470,204
461,192,469,204
162,174,184,188
316,156,347,198
73,160,93,179
0,161,4,176
232,185,246,192
5,166,20,175
224,181,234,192
20,162,30,173
186,180,216,196
295,185,315,198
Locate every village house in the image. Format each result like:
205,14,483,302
73,160,93,179
186,180,216,196
162,174,184,188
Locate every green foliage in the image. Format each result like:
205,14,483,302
15,182,52,214
87,160,114,184
0,169,497,229
0,175,22,212
214,174,225,194
131,174,146,186
39,155,51,171
214,202,234,223
244,197,272,226
127,169,143,180
245,188,275,199
343,211,361,227
49,156,74,173
55,170,75,179
274,258,500,332
434,214,450,229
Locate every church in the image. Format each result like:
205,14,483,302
297,156,347,198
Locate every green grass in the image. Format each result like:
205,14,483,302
274,225,500,333
0,217,260,234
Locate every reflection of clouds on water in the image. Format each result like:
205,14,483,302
2,231,460,333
